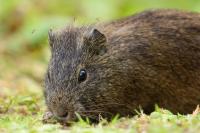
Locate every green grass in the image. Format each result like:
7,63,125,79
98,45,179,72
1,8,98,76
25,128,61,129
0,89,199,133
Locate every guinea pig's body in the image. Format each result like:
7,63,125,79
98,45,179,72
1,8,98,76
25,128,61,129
44,9,200,122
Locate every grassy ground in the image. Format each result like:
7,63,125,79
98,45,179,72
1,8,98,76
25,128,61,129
1,0,200,133
0,88,199,133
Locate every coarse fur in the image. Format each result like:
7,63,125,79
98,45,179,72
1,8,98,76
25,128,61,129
44,9,200,123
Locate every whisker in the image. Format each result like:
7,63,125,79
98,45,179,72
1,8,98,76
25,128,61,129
78,110,113,115
83,102,132,110
77,113,99,121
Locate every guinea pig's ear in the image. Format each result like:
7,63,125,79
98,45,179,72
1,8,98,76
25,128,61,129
48,29,55,48
88,28,106,44
85,28,107,55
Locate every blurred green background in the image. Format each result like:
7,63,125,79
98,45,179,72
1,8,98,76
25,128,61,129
1,0,200,96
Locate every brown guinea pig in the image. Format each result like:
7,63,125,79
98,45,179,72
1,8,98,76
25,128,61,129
44,9,200,123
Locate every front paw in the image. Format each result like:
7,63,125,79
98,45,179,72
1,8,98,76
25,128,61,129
42,111,57,124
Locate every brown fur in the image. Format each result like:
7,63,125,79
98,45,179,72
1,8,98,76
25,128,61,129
44,9,200,123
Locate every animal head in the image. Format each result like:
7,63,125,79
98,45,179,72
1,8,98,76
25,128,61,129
44,25,135,123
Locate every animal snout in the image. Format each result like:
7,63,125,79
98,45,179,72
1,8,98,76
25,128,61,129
57,111,68,117
48,94,77,122
56,109,68,118
55,109,76,123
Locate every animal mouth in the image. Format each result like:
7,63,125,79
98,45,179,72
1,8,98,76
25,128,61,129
43,103,116,124
50,111,76,125
43,109,116,125
55,111,100,124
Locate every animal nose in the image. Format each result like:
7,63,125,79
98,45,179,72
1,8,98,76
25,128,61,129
55,112,69,123
56,111,68,118
60,112,68,118
55,111,76,123
54,107,69,119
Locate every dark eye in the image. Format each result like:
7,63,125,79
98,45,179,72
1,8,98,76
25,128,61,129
78,69,87,82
